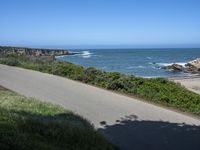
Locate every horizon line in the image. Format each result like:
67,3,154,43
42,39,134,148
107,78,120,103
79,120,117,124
1,44,200,50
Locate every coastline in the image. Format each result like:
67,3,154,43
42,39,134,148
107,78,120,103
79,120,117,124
58,48,200,78
0,45,77,57
56,49,200,95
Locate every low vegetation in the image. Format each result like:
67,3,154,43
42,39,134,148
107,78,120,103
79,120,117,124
0,86,113,150
1,54,200,115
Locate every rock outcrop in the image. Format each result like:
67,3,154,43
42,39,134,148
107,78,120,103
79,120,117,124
0,46,69,57
186,58,200,70
162,64,184,71
162,58,200,74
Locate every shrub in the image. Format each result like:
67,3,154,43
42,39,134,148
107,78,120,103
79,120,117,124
0,58,20,66
81,67,105,83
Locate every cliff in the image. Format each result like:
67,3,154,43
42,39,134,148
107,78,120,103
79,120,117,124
0,46,69,57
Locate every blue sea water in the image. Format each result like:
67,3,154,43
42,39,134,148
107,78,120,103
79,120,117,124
57,48,200,77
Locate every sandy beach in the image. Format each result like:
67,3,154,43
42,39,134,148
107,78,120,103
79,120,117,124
170,76,200,95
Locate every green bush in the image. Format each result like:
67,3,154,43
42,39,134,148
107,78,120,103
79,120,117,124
51,63,84,79
81,67,105,83
0,58,20,66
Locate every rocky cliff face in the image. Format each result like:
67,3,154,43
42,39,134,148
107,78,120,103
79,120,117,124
162,58,200,74
0,46,69,57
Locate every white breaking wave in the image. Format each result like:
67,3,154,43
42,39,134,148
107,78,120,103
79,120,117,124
55,55,66,58
81,51,92,58
127,66,146,69
156,62,187,67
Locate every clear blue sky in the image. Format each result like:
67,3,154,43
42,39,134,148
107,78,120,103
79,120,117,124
0,0,200,48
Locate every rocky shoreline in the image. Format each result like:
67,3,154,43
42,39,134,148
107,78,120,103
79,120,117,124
162,58,200,75
0,46,72,57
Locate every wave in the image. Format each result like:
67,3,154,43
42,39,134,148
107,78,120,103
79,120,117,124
146,57,152,60
82,51,91,55
127,66,146,69
75,51,93,58
82,51,92,58
55,55,65,58
155,62,187,67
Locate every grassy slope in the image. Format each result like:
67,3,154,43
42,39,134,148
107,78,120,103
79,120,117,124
0,54,200,115
0,87,113,150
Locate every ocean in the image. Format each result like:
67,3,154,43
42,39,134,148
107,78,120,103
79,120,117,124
57,48,200,78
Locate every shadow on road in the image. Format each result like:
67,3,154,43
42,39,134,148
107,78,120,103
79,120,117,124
99,115,200,150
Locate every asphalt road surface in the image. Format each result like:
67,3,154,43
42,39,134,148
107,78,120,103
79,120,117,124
1,64,200,150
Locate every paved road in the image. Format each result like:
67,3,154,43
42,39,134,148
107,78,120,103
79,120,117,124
1,64,200,150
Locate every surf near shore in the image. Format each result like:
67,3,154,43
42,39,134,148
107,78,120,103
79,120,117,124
162,58,200,75
57,48,200,78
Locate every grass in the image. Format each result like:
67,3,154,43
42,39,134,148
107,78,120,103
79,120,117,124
0,86,113,150
0,54,200,115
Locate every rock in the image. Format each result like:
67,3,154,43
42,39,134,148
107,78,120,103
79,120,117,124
162,64,184,71
0,46,70,57
162,58,200,74
186,58,200,69
184,58,200,74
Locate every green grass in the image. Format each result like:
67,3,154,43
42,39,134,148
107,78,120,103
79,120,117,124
0,87,113,150
1,54,200,115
